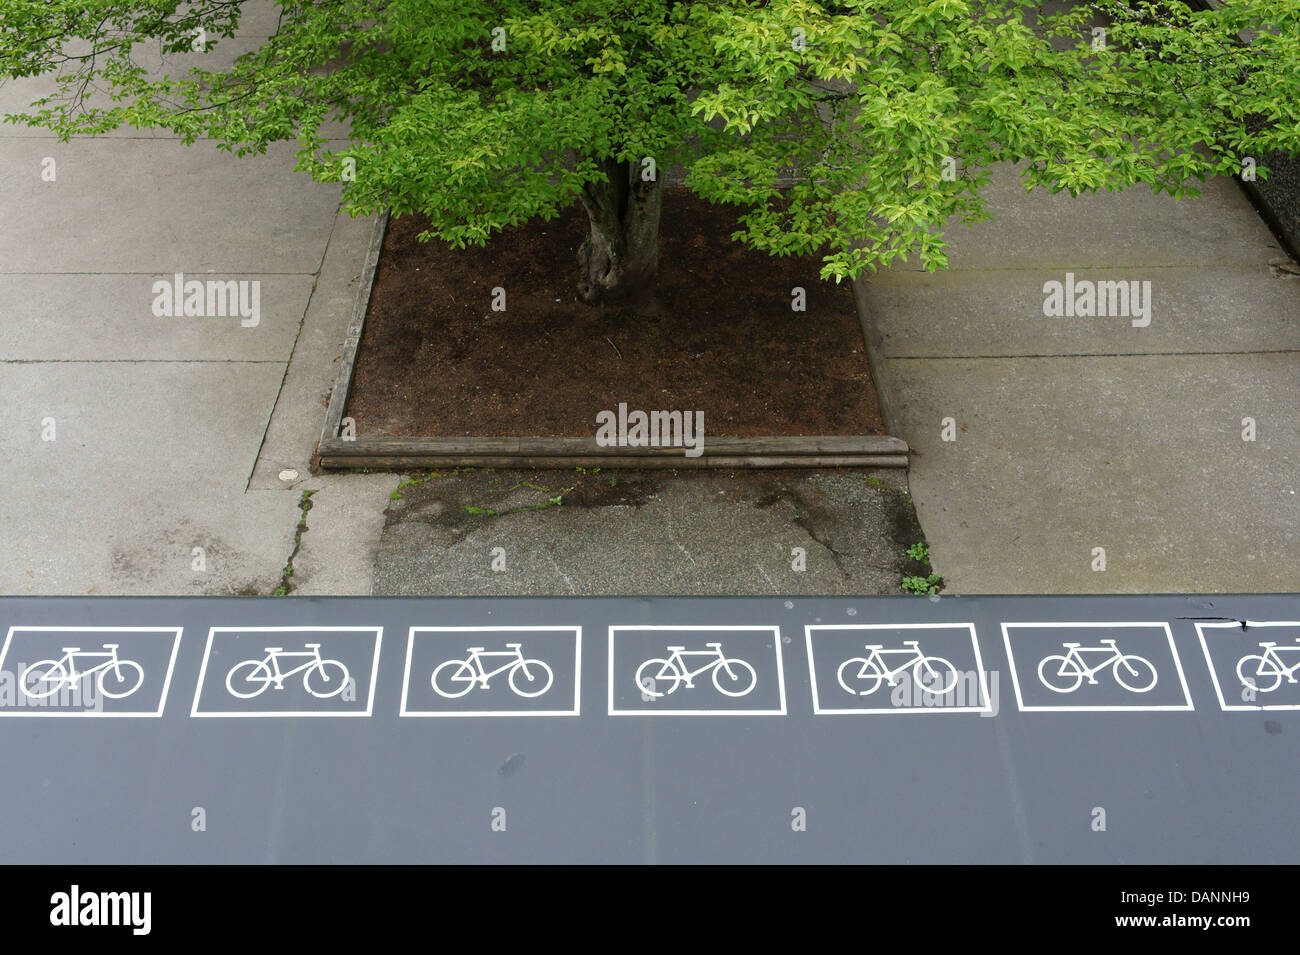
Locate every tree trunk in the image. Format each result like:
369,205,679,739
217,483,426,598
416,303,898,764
577,157,663,307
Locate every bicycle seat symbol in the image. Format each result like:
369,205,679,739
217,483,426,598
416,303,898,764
1037,639,1157,693
1236,640,1300,692
21,643,144,700
432,643,554,698
837,640,958,696
635,642,757,698
226,643,350,699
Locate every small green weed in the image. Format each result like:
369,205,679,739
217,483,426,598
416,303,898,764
901,574,943,595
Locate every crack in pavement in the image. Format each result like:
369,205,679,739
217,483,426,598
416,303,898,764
271,489,316,595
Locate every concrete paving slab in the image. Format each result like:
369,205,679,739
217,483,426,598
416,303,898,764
289,475,403,596
864,266,1300,357
0,359,303,594
373,468,921,596
886,164,1284,271
0,139,340,273
0,39,247,135
0,11,378,600
0,360,286,492
0,483,299,596
0,273,313,361
227,0,290,38
890,353,1300,594
248,212,377,488
0,30,351,142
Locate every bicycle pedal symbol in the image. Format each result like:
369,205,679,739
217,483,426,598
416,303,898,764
226,643,351,699
432,643,554,698
837,640,958,696
1236,639,1300,693
21,643,145,700
635,642,757,699
1037,639,1157,693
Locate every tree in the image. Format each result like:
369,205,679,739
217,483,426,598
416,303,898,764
3,0,1299,307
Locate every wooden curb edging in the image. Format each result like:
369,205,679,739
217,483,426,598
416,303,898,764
315,210,910,470
317,434,909,469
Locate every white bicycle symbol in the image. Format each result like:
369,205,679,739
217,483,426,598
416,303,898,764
432,643,554,698
1037,639,1157,693
1236,640,1300,692
226,643,350,699
635,642,757,698
837,640,959,696
21,643,144,700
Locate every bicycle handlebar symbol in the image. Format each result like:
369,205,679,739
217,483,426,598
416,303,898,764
432,643,554,698
1037,639,1157,693
635,643,757,699
226,643,350,699
1236,640,1300,692
837,640,958,696
21,644,144,700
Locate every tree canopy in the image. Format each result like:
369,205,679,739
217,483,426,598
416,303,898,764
4,0,1299,291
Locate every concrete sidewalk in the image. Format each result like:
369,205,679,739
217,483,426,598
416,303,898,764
371,466,922,596
861,167,1299,593
0,10,398,596
0,4,919,599
3,4,1295,597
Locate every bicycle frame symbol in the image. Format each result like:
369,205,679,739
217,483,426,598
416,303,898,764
635,643,757,699
432,644,554,698
226,643,350,699
1037,639,1157,693
837,640,958,696
1236,640,1300,692
21,644,144,700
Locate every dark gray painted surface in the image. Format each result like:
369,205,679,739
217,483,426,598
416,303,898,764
0,594,1296,863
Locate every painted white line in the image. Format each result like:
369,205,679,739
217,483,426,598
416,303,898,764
1196,620,1300,712
0,626,182,718
805,623,991,715
1001,621,1194,712
607,625,787,716
399,626,582,717
190,626,382,717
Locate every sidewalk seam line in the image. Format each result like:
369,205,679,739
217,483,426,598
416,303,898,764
243,202,343,492
0,358,288,364
0,271,321,276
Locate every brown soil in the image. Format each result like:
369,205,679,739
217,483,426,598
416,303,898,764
344,188,883,438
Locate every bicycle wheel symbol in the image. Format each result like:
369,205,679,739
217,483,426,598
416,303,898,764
97,661,146,698
1037,654,1086,693
303,661,350,698
226,660,275,699
507,661,554,698
635,658,681,698
712,659,757,697
1237,653,1285,693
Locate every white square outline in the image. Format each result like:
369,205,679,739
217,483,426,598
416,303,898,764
805,622,991,715
0,626,183,718
607,625,787,716
399,626,582,717
1001,621,1194,712
1196,620,1300,712
190,626,382,717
